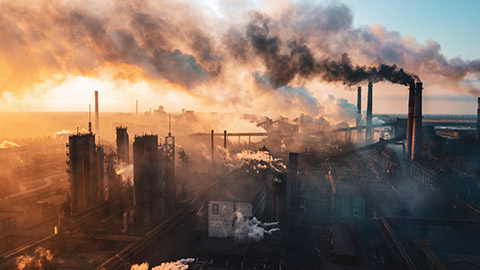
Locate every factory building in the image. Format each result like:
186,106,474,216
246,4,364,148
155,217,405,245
208,178,266,238
133,135,164,230
330,183,365,222
67,133,105,213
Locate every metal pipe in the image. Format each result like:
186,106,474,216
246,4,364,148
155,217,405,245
366,81,373,142
411,82,423,160
406,81,415,157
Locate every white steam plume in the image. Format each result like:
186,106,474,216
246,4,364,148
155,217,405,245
115,163,133,186
0,140,20,149
233,211,279,243
130,258,195,270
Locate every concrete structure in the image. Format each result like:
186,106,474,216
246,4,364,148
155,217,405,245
208,178,266,238
116,127,129,164
406,81,416,157
133,135,163,229
412,82,423,160
67,133,104,212
366,81,373,142
330,184,365,222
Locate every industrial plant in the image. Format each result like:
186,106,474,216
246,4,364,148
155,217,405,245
1,0,480,269
1,78,480,270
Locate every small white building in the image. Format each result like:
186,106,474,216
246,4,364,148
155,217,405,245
208,178,266,238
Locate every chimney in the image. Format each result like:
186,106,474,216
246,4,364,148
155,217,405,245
88,104,92,134
224,130,227,148
94,91,99,136
356,86,361,127
365,81,373,142
411,82,423,160
476,97,480,141
406,81,415,157
211,130,214,164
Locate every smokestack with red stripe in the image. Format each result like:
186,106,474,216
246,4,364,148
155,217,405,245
365,81,373,142
476,97,480,141
406,81,415,157
356,86,361,127
411,82,423,160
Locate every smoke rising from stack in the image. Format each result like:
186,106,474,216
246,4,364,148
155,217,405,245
244,12,418,88
1,0,479,115
115,163,133,186
233,211,280,243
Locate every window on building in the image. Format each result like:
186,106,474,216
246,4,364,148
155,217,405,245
212,203,219,214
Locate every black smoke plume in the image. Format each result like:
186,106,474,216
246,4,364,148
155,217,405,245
245,12,419,88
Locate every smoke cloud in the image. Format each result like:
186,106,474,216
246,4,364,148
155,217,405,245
1,0,479,115
233,211,280,243
15,247,54,270
115,163,133,186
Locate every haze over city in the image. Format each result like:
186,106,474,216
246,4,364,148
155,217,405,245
0,1,480,270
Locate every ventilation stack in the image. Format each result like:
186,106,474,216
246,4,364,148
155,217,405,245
68,133,102,212
133,135,163,229
116,126,129,164
406,81,416,157
224,130,227,148
365,81,373,143
411,82,423,160
95,91,99,136
211,130,214,164
356,86,362,127
476,97,480,141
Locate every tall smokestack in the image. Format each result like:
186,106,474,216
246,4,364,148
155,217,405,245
476,97,480,141
406,81,416,157
211,130,214,164
94,91,99,136
88,104,92,134
411,82,423,160
356,86,361,127
224,130,227,148
365,81,373,142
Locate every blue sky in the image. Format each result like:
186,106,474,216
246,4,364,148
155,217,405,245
335,0,480,60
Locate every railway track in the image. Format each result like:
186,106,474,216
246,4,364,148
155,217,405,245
97,170,238,270
376,217,417,270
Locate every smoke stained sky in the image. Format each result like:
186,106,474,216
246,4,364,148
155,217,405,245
0,0,479,115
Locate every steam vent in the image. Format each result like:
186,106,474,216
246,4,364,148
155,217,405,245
1,1,480,270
